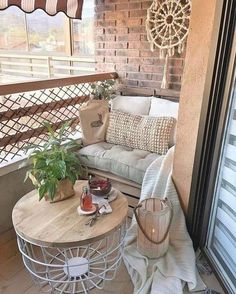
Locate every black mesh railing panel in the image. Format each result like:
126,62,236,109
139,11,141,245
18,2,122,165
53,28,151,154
0,78,112,165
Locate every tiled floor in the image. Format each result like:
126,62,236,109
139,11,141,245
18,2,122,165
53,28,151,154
0,253,133,294
0,230,225,294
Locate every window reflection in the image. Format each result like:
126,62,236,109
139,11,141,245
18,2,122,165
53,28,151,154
26,10,67,53
72,0,95,56
0,3,95,57
0,7,27,51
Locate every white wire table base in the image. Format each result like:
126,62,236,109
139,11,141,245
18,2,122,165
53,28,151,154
16,220,127,294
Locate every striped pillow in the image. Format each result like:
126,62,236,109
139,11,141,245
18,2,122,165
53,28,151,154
106,111,175,155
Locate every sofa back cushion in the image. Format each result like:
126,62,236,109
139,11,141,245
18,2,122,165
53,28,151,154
111,95,151,115
106,110,175,155
149,97,179,117
149,98,179,146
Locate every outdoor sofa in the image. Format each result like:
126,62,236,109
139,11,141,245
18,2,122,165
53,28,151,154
77,96,179,214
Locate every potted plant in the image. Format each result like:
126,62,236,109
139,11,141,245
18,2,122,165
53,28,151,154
90,79,116,100
25,121,82,202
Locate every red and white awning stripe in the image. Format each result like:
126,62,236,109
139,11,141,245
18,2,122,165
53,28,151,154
0,0,84,19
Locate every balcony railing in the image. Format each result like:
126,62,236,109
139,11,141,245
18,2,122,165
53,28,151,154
0,72,118,167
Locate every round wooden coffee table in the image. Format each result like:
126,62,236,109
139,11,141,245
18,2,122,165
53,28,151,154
12,180,128,294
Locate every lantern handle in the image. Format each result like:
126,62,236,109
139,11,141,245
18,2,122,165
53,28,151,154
134,198,173,245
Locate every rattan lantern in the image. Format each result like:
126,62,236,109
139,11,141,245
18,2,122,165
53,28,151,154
134,198,173,258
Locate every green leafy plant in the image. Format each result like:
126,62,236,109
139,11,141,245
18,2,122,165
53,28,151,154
90,79,116,100
25,121,82,201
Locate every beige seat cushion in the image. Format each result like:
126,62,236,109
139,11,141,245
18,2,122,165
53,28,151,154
77,142,162,184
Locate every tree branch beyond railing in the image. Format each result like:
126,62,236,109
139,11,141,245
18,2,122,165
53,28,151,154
0,72,118,166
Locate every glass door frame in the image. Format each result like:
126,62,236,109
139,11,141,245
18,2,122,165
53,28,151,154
199,10,236,247
187,0,236,292
204,40,236,293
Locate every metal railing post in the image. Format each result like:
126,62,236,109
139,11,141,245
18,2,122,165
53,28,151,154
47,56,52,78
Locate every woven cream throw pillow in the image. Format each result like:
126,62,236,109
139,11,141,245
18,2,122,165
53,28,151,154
106,110,175,155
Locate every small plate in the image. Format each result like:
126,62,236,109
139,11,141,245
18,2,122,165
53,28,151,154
92,187,117,204
105,188,118,203
77,204,97,216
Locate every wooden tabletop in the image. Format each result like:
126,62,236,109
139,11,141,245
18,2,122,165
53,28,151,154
12,180,128,248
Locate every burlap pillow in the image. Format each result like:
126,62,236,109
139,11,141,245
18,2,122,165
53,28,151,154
106,110,175,155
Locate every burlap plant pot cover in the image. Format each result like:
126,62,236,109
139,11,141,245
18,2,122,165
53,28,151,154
79,100,109,146
44,179,75,203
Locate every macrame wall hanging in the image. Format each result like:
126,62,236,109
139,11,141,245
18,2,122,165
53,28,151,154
146,0,192,89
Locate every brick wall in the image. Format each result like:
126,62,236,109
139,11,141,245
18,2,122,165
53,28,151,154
94,0,185,98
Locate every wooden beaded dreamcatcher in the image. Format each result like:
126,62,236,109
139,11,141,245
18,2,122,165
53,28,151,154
146,0,191,89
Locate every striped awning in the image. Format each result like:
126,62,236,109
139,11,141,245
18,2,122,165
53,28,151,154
0,0,84,19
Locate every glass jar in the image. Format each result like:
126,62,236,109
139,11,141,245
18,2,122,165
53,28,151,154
80,186,93,211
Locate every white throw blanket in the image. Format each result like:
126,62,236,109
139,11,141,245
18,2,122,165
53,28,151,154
123,147,206,294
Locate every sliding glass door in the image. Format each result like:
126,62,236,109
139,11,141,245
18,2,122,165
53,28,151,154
205,63,236,293
187,2,236,292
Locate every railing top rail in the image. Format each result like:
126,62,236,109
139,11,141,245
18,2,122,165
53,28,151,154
0,53,95,62
51,56,95,62
0,72,118,96
0,53,49,60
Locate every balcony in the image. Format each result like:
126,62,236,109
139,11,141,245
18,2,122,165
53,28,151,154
0,0,235,294
0,71,226,294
